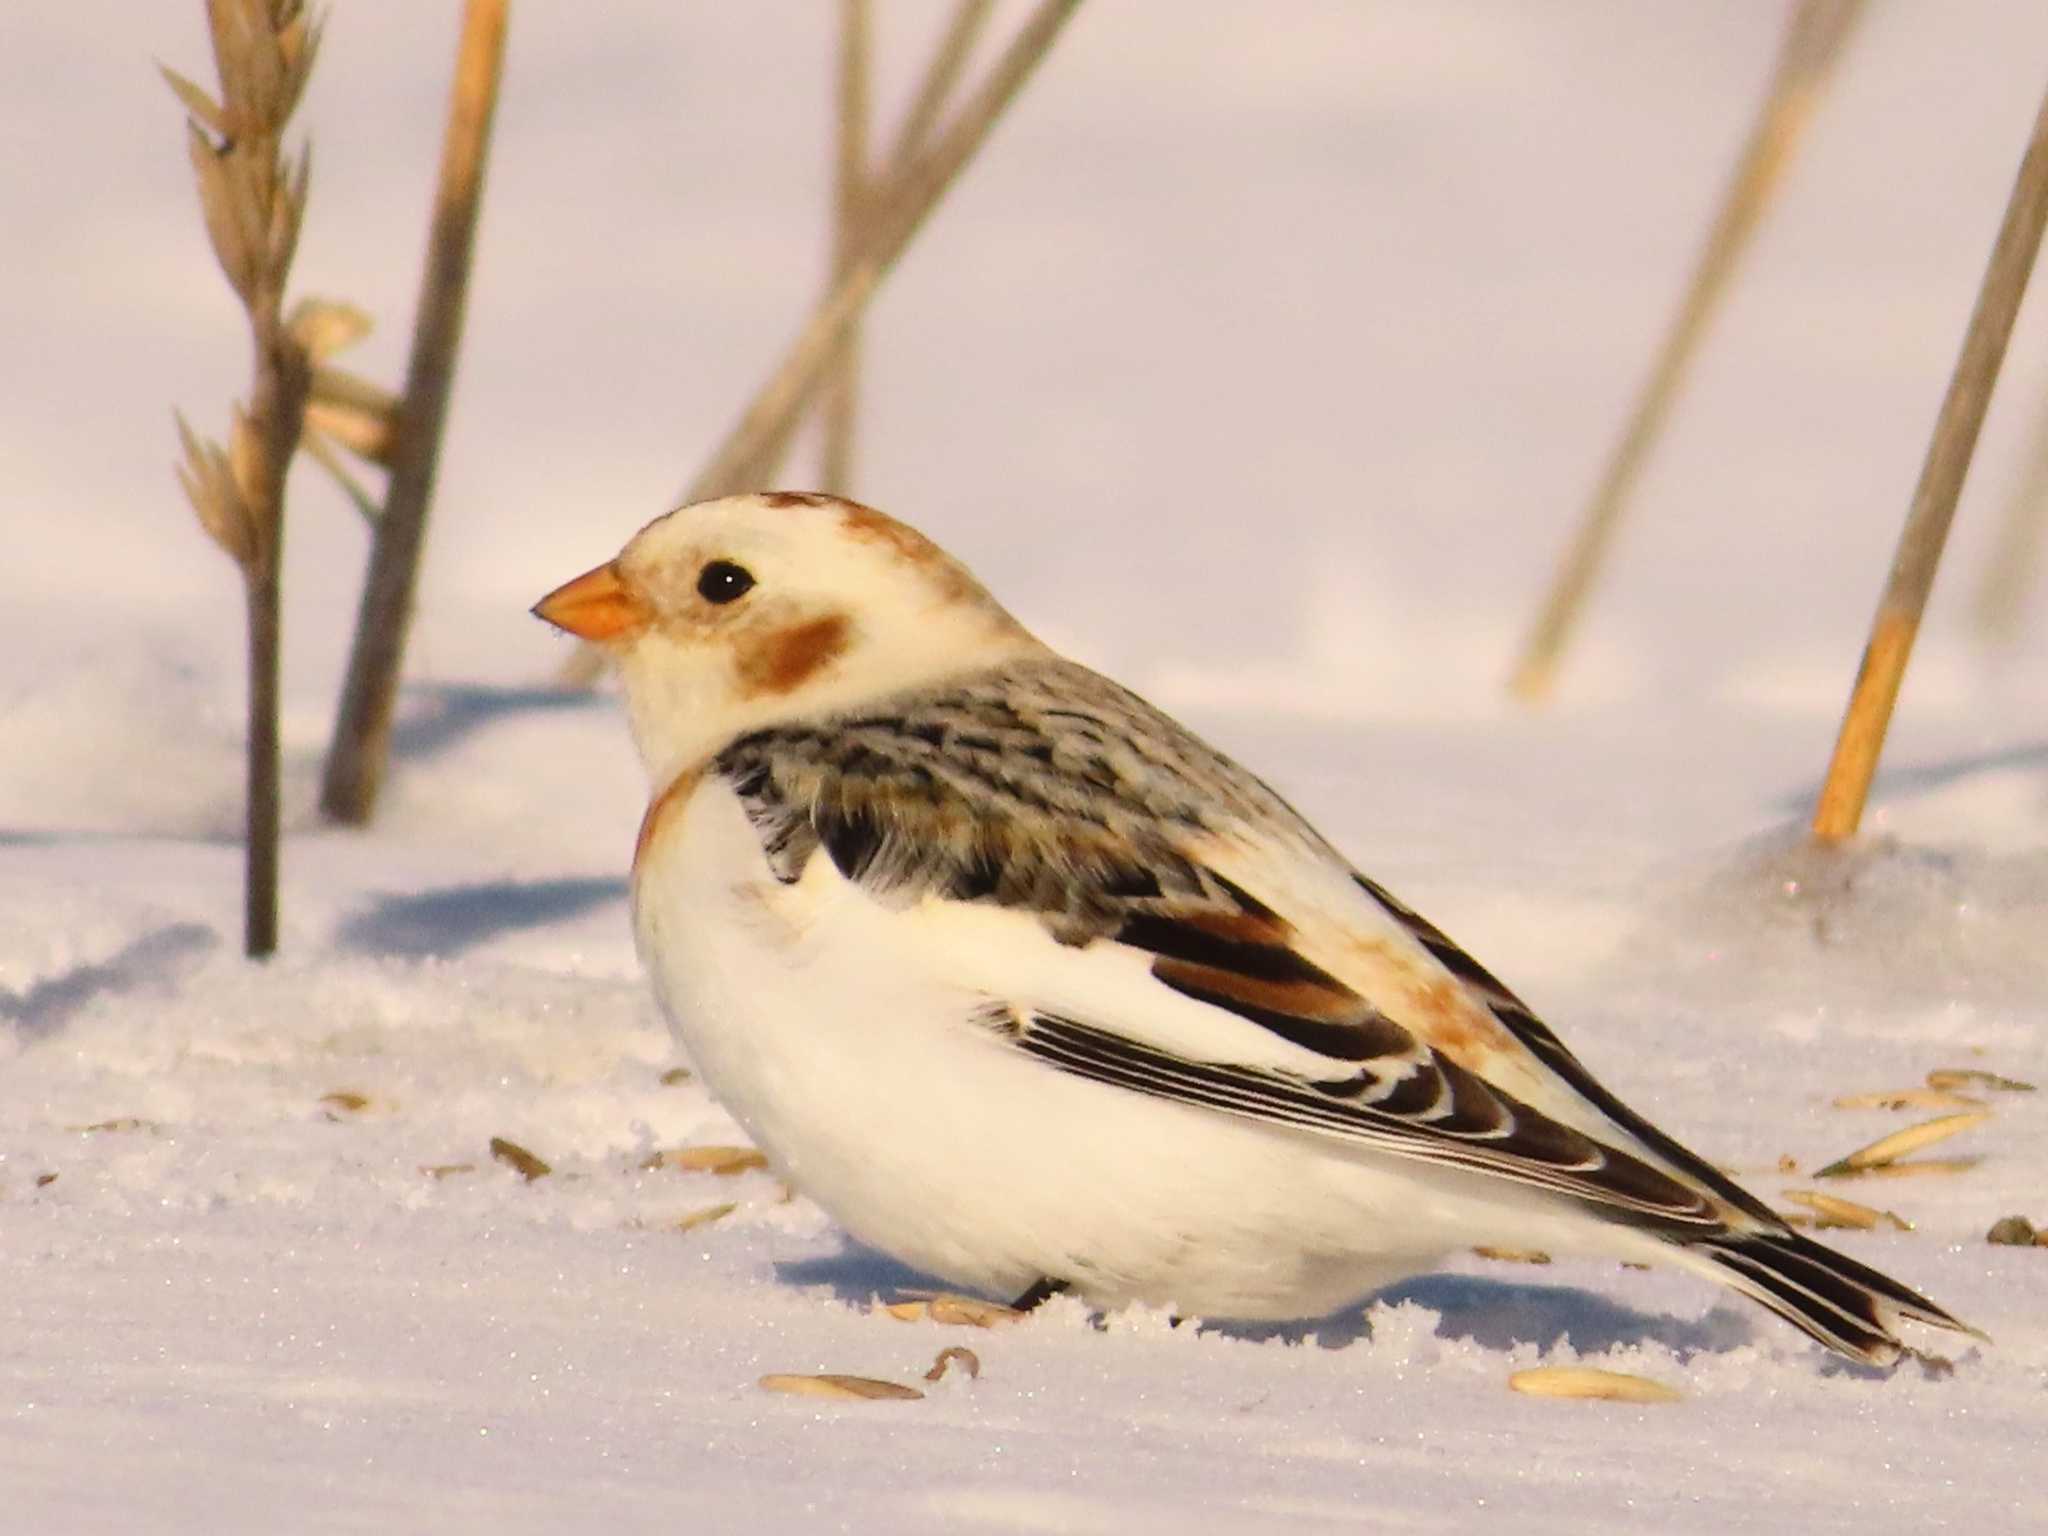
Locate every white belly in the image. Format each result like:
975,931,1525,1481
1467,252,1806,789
631,779,1600,1318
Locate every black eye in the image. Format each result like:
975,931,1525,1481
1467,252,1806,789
696,559,756,604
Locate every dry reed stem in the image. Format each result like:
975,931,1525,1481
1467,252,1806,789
168,0,324,958
556,0,1081,687
1813,80,2048,840
888,0,994,168
322,0,508,825
692,0,1078,496
818,0,992,496
819,0,872,495
1974,387,2048,642
1507,0,1864,704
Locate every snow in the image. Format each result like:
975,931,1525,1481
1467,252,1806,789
6,3,2048,1531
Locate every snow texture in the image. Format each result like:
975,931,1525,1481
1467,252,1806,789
5,4,2047,1532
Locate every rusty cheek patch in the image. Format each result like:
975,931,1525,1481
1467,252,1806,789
734,613,853,698
634,765,705,875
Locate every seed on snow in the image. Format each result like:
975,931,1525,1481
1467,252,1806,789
1472,1246,1552,1264
924,1347,981,1383
640,1145,767,1176
1508,1366,1681,1405
488,1137,551,1181
1781,1190,1910,1231
757,1373,923,1403
1831,1087,1984,1112
673,1202,736,1233
1814,1112,1991,1178
1926,1068,2034,1094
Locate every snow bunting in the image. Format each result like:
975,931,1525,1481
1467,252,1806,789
535,492,1975,1366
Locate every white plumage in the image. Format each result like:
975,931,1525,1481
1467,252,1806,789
536,491,1975,1364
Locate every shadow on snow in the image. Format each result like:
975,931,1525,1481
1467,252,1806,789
775,1242,1759,1359
337,876,627,959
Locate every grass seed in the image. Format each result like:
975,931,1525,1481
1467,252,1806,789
1926,1067,2036,1093
489,1136,551,1182
1508,1366,1681,1405
758,1373,923,1403
1814,1111,1991,1178
924,1346,982,1382
1832,1087,1984,1112
674,1202,736,1234
641,1145,767,1176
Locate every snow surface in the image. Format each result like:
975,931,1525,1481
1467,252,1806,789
6,3,2048,1532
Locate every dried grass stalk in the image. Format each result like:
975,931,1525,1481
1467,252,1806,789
322,0,509,825
1813,80,2048,841
819,0,872,495
168,0,325,958
887,0,994,166
1509,0,1865,703
557,0,1083,687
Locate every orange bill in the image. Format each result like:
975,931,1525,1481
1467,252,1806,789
532,560,651,642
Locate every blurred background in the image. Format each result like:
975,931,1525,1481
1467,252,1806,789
7,1,2048,742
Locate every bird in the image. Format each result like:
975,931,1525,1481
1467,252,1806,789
534,490,1976,1367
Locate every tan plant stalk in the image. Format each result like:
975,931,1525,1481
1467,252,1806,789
556,0,1081,686
1508,0,1865,703
168,0,325,958
819,0,873,495
694,0,1080,496
1812,81,2048,842
885,0,994,169
321,0,510,825
816,0,993,499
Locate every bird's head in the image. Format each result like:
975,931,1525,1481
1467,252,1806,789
534,492,1037,784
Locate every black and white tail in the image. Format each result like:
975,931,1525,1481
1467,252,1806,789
1689,1228,1982,1366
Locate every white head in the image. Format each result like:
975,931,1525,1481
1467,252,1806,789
534,493,1040,785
